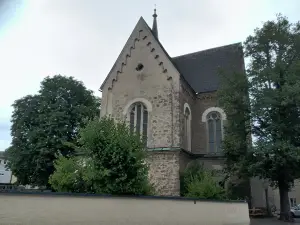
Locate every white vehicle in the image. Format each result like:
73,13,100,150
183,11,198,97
290,204,300,217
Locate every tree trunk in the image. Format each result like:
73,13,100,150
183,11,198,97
279,184,293,222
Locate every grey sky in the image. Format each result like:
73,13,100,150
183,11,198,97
0,0,299,151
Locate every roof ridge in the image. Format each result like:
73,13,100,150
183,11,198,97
172,42,242,59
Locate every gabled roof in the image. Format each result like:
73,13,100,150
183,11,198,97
100,16,180,91
100,17,145,90
100,16,245,94
172,43,244,93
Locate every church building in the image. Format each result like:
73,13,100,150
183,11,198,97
99,10,280,207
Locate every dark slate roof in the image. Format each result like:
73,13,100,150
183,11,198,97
172,43,244,93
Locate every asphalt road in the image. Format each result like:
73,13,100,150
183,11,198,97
251,218,300,224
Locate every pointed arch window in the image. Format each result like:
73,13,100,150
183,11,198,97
184,103,192,151
207,111,223,153
129,102,148,144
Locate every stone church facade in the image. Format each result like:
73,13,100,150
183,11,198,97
99,11,280,207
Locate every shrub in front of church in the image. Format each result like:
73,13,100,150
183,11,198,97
180,160,204,196
49,117,153,195
49,156,93,193
182,161,227,200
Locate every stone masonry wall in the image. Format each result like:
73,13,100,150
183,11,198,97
179,79,221,155
147,151,180,196
179,150,193,173
147,151,226,197
193,92,218,154
100,19,181,148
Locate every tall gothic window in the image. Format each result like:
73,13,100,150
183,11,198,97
184,105,191,151
129,102,148,144
207,111,222,153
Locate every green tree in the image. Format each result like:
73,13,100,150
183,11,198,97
218,70,251,179
219,15,300,221
246,15,300,221
217,70,252,203
6,75,100,187
50,117,153,195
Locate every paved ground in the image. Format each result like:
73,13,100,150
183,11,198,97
251,218,300,224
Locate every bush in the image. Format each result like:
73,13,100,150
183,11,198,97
49,156,92,193
182,160,227,200
185,170,227,200
180,160,205,196
50,117,153,195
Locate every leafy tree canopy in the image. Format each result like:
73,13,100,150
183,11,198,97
218,70,251,179
245,15,300,188
219,14,300,220
49,117,153,195
246,15,300,220
6,75,100,187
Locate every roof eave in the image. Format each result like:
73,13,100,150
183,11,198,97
99,17,146,92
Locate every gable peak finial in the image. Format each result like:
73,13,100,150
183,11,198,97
152,5,158,39
153,5,157,17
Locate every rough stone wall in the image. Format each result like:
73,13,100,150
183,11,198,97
181,157,225,174
179,150,193,173
197,157,225,170
147,151,180,196
100,18,181,148
146,150,226,197
193,91,218,154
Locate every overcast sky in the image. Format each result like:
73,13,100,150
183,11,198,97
0,0,299,151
